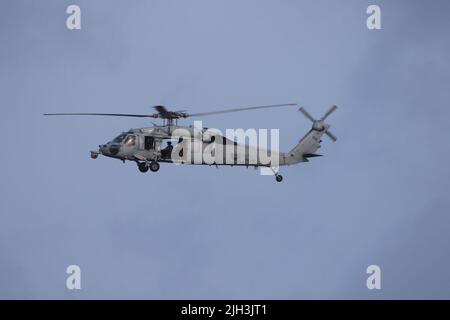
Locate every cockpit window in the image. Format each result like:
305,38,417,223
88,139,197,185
113,134,127,143
124,135,136,146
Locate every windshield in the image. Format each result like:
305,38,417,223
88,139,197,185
113,134,127,143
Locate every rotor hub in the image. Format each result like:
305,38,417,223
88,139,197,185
312,120,325,131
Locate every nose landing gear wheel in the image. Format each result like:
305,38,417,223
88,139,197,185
149,161,160,172
138,162,149,173
275,174,283,182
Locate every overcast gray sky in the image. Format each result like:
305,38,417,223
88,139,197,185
1,0,450,299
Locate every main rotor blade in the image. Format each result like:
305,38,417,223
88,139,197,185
325,130,337,142
298,107,316,122
43,113,157,118
320,105,338,121
186,103,297,117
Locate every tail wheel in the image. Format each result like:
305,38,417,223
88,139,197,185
138,162,149,173
149,161,160,172
275,175,283,182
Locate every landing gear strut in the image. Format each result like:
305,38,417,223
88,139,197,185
269,167,283,183
149,161,160,172
138,162,148,173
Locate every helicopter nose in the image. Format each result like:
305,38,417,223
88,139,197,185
108,144,120,155
99,144,108,154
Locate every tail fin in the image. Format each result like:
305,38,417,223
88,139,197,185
284,106,338,165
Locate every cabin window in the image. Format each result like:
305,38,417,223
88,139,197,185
124,135,136,146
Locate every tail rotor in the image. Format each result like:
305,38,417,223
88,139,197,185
299,105,338,142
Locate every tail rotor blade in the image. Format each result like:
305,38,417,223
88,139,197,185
320,105,338,121
325,130,337,142
299,107,316,123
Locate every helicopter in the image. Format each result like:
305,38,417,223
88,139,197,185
44,104,338,182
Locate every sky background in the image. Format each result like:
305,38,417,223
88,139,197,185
1,0,450,299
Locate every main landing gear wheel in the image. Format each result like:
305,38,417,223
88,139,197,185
275,174,283,182
149,161,160,172
138,162,149,173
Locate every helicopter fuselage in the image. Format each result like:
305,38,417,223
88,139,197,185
94,124,286,168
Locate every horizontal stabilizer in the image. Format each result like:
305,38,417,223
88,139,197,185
303,153,323,158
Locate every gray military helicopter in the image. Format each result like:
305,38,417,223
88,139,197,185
44,104,337,182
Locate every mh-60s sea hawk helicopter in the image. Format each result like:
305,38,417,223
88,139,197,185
44,104,338,182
